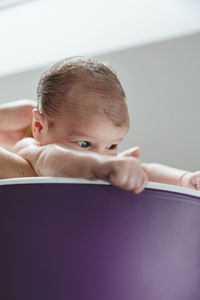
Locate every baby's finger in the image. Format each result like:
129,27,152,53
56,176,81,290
119,146,141,158
132,173,148,194
191,172,200,190
195,176,200,190
109,171,127,189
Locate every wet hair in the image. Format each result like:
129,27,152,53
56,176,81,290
37,56,129,127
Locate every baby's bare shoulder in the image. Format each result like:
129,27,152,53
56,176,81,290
12,138,41,155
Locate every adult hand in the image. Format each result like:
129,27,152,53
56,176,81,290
0,99,36,148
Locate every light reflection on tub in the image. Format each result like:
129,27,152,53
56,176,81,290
0,178,200,300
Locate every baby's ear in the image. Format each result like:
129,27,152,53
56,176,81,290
32,109,46,141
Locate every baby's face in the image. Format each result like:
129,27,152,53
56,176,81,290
40,115,128,156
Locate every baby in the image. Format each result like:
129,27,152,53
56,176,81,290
13,56,200,193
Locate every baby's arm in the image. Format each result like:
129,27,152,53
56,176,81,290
142,163,200,191
119,148,200,191
13,138,148,193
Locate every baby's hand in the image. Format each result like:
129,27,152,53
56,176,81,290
119,146,141,159
181,171,200,191
95,156,148,194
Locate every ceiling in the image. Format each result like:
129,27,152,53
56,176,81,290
0,0,200,76
0,0,36,11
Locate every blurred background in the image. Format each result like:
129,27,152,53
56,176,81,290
0,0,199,170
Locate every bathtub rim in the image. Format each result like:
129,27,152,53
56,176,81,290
0,177,199,198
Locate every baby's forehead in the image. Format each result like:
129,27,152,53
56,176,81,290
57,110,130,142
60,89,129,128
57,113,129,140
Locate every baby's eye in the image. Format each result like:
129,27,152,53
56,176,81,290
106,144,117,150
76,141,91,148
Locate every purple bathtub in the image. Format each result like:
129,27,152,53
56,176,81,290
0,177,200,300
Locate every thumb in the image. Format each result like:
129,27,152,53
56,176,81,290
119,146,141,158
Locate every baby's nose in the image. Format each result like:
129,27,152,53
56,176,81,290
94,147,116,156
95,148,105,155
92,145,106,155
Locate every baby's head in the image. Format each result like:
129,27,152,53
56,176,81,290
33,56,129,155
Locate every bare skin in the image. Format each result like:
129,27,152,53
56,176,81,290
1,100,199,191
0,100,36,179
0,146,36,179
0,99,36,148
13,107,200,192
13,113,148,194
142,163,200,190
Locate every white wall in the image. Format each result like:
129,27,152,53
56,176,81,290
0,32,200,170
